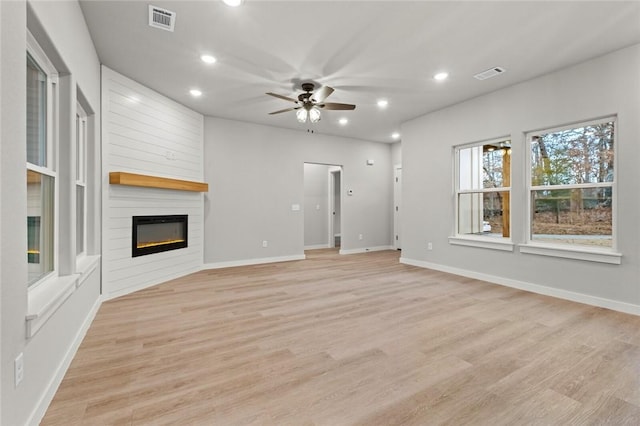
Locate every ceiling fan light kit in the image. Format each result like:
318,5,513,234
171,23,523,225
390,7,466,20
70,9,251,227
267,82,355,124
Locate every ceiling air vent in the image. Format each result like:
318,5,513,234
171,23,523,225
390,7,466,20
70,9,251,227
148,5,176,32
474,67,506,81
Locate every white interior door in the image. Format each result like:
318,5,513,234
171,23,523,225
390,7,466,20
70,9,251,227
394,165,402,250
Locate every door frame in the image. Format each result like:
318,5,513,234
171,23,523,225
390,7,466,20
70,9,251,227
393,164,402,250
328,166,342,248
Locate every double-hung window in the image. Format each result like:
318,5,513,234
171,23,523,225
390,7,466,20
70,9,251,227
527,118,615,250
76,103,87,258
26,34,58,287
453,138,512,249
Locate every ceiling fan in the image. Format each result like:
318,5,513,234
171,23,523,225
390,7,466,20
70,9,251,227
266,83,356,123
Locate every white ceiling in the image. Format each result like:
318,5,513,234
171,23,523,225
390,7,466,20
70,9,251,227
79,1,640,143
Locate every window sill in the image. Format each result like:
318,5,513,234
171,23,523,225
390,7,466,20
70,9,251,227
26,255,100,338
449,236,514,252
519,243,621,265
76,255,100,288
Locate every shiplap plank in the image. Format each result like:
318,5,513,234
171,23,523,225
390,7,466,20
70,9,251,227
103,67,205,299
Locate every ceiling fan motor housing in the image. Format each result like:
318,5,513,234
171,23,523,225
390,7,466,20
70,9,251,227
301,82,315,92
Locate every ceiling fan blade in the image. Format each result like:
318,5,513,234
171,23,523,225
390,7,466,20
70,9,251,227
319,102,356,111
266,92,298,103
268,107,300,115
311,86,335,103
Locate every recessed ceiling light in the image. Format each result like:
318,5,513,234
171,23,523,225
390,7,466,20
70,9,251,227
189,89,202,97
434,72,449,81
339,118,348,125
222,0,243,6
377,99,389,108
200,54,217,64
391,132,400,140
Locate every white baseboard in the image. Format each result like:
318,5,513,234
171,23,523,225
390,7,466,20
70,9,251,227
304,244,330,250
202,254,306,270
400,257,640,316
28,296,102,426
339,245,394,255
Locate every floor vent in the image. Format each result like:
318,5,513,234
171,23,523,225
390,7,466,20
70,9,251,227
474,67,506,81
148,5,176,32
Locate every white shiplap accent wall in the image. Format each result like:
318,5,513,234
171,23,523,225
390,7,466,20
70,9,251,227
102,67,204,299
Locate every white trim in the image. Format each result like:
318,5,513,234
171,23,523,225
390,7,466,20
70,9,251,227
339,245,394,255
27,296,102,426
453,137,512,238
76,255,100,288
26,256,101,338
304,244,330,250
26,31,57,78
525,116,617,252
393,164,402,250
26,275,77,338
399,257,639,316
449,236,514,252
519,243,621,265
202,254,306,270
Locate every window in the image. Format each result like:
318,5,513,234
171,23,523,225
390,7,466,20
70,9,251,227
527,118,615,249
27,35,58,286
454,138,511,240
76,103,87,257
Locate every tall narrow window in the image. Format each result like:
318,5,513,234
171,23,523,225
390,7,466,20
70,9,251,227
76,103,87,257
27,36,58,287
528,118,615,248
455,139,511,239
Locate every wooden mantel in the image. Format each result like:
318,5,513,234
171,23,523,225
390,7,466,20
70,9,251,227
109,172,209,192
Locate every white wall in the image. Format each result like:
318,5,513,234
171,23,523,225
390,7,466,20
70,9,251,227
391,141,401,166
1,1,102,424
102,67,205,299
304,163,330,248
401,44,640,312
203,117,393,266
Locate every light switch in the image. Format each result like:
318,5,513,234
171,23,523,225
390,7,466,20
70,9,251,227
291,204,300,211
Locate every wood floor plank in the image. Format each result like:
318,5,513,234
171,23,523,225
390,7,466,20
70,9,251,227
42,249,640,425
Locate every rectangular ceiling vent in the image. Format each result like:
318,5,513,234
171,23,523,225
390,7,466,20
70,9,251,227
474,67,506,81
148,5,176,32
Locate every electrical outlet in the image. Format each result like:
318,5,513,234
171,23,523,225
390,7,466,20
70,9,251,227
428,242,433,250
262,240,268,248
15,353,24,387
358,234,363,240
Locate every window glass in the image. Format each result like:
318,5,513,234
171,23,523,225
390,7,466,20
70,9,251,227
456,139,511,238
27,170,54,285
529,119,614,248
27,54,47,167
531,122,614,186
76,185,85,255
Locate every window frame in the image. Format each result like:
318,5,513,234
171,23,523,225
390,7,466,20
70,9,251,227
27,31,59,288
76,102,88,259
450,137,514,252
521,116,621,264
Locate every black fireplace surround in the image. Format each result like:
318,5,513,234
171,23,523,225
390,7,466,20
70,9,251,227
132,215,188,257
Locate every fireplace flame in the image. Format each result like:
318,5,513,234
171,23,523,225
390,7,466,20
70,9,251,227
137,239,186,249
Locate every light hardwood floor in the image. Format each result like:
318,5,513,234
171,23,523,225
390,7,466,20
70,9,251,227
43,249,640,425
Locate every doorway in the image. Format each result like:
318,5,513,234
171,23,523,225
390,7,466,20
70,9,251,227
303,163,343,250
329,167,341,248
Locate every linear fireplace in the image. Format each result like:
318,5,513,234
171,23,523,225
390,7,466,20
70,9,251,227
132,215,188,257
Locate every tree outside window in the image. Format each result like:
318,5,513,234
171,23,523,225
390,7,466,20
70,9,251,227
529,119,614,248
